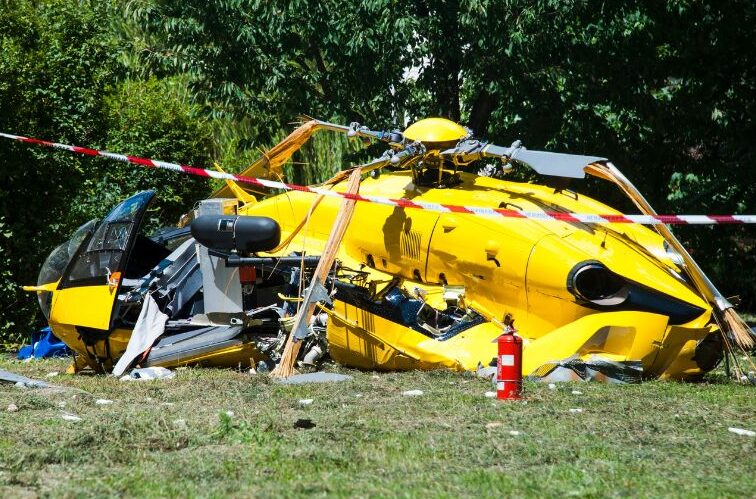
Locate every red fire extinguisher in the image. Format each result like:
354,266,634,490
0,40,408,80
496,316,522,400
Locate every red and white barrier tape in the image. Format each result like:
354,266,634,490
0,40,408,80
2,131,754,225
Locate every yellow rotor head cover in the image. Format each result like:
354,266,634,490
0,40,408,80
403,117,467,147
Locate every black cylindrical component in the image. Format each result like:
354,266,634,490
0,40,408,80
223,255,321,267
191,215,281,253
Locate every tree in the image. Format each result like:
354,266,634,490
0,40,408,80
0,0,119,344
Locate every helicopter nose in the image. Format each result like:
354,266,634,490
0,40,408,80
526,232,709,327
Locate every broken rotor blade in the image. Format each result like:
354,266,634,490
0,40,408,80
508,148,606,179
444,141,605,178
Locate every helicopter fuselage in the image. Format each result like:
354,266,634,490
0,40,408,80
240,169,718,379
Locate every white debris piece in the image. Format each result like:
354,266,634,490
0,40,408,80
509,430,521,436
46,372,59,378
298,399,314,406
728,427,756,437
371,375,380,380
402,390,424,397
484,391,496,398
486,422,503,429
95,399,113,405
7,403,18,412
569,408,583,413
548,383,557,390
120,366,175,381
225,410,235,417
571,390,583,395
61,413,82,422
354,393,363,398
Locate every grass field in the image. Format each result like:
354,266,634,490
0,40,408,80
1,357,755,498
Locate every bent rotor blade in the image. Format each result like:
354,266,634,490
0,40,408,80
510,149,606,178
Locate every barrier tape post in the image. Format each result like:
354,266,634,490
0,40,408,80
1,131,754,225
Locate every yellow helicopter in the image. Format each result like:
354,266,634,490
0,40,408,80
26,117,751,381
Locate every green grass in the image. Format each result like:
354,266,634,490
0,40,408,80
1,357,755,498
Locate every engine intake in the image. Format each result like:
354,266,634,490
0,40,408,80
568,262,629,306
567,260,705,324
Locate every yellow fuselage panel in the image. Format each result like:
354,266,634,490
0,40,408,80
50,284,117,331
327,302,706,378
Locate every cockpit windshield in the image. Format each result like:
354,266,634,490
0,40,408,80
62,191,155,286
36,219,98,320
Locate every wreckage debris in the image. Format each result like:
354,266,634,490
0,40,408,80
293,418,316,429
14,116,755,384
1,368,53,389
119,367,175,381
728,427,756,437
402,390,424,397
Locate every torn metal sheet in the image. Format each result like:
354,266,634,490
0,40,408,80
0,368,53,388
0,368,84,393
528,355,644,384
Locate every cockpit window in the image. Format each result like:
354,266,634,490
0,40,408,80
62,191,155,286
36,219,98,319
38,219,98,287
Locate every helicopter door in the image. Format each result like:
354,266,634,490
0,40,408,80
49,191,156,331
427,212,534,316
346,203,439,283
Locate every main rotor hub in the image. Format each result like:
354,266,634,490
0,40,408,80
403,118,468,148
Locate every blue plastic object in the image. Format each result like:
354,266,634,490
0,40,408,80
17,327,71,359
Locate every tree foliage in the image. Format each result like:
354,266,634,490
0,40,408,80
0,0,118,344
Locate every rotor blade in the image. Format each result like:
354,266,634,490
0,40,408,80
509,148,606,178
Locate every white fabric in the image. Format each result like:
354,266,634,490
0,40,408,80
119,366,175,381
112,294,168,376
